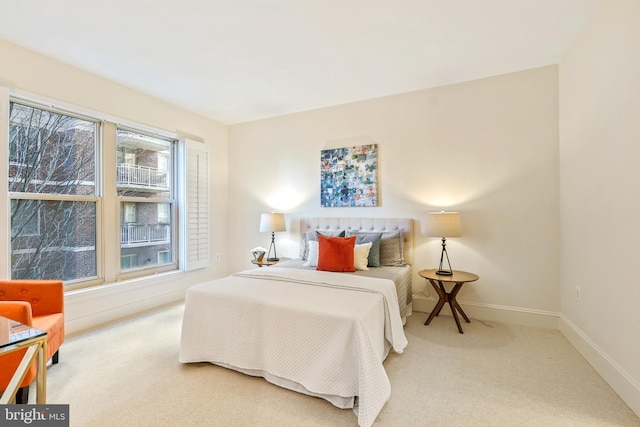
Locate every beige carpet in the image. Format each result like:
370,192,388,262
42,303,639,426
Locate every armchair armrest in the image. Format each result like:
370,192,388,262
0,301,33,325
0,280,64,317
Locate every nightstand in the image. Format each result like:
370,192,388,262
251,259,280,267
419,269,479,334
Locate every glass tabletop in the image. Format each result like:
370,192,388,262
0,315,46,350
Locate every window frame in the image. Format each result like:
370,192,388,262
5,95,184,289
115,126,178,281
8,99,102,287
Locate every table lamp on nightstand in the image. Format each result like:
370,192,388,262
260,213,286,261
425,211,462,276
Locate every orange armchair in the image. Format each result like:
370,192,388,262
0,280,65,404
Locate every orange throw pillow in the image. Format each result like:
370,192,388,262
317,235,356,272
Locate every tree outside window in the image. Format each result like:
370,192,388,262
8,102,98,281
7,100,180,286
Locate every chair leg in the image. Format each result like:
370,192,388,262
52,350,59,365
15,385,29,404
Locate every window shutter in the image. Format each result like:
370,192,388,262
182,139,209,271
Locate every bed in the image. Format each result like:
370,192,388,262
179,217,413,427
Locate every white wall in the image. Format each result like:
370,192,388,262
2,9,638,418
559,0,640,416
229,65,560,328
0,40,230,334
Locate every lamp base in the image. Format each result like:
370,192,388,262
435,270,453,276
436,238,454,276
266,232,279,263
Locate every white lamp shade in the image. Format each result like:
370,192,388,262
425,212,462,237
259,213,286,232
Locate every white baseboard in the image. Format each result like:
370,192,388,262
559,315,640,418
412,295,639,418
412,295,560,329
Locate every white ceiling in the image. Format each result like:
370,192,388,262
0,0,599,124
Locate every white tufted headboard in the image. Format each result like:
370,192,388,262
299,217,414,265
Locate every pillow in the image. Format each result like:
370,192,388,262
302,230,346,260
307,239,370,270
317,235,356,272
379,229,405,266
303,240,319,267
353,242,373,271
346,231,382,267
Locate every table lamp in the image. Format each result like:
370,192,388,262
260,213,286,261
425,211,462,275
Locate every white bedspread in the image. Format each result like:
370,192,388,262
179,267,408,427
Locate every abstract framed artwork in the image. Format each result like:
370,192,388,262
320,144,378,207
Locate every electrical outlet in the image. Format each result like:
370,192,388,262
215,253,221,261
576,286,581,302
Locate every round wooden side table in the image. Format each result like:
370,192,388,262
419,269,479,334
251,259,280,267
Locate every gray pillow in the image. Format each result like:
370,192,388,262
346,231,382,267
379,229,404,266
302,230,345,260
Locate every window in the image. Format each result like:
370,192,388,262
117,129,176,273
122,202,137,224
157,250,171,264
157,203,169,224
8,101,98,282
5,97,199,288
120,254,138,270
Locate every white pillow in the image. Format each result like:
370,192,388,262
303,240,319,267
353,242,372,271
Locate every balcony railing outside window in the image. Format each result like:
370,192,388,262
117,163,168,190
121,223,170,246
